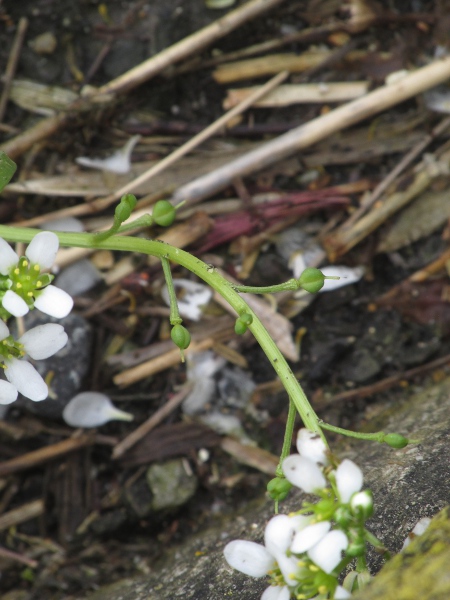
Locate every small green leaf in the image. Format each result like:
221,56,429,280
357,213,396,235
0,152,17,193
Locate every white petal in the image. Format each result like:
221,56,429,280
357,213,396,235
34,285,73,318
25,231,59,268
75,135,140,174
162,279,212,321
20,324,68,360
307,530,348,574
335,585,351,599
320,266,365,292
0,320,10,341
62,392,134,428
296,429,329,465
224,540,275,577
291,521,331,554
2,290,29,317
0,237,19,275
261,585,291,600
4,358,48,401
282,455,326,493
0,380,18,404
336,459,363,503
265,515,297,555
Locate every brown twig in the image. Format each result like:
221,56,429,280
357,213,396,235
112,384,194,459
0,17,28,122
172,56,450,206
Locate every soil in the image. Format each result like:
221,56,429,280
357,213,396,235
0,1,449,598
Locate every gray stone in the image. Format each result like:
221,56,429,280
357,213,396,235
80,375,450,600
18,312,93,420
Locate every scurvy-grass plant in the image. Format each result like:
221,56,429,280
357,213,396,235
0,152,414,598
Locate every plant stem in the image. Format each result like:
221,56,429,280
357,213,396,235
276,398,297,477
0,225,325,439
320,421,384,442
160,257,182,325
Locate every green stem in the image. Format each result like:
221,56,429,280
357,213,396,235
161,257,181,325
276,398,297,477
320,421,385,442
0,225,325,440
234,280,301,294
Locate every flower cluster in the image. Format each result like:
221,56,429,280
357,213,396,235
0,232,73,404
224,429,376,600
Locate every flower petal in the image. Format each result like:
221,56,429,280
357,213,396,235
282,455,326,493
307,530,348,574
25,231,59,268
261,585,291,600
2,290,29,317
265,515,297,555
0,237,19,275
296,429,329,465
0,380,18,405
336,459,363,503
291,521,331,554
5,358,48,401
34,285,73,318
20,324,68,360
224,540,275,577
335,585,351,599
0,320,10,341
63,392,134,428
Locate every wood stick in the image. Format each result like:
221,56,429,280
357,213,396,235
223,82,369,109
172,56,450,206
0,17,28,122
112,384,194,459
0,499,44,532
0,434,96,477
95,0,286,96
0,0,286,160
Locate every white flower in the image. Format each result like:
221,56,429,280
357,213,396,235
334,585,351,599
296,428,329,465
0,232,73,319
224,514,305,598
282,455,326,493
307,530,348,574
0,322,68,402
335,459,363,503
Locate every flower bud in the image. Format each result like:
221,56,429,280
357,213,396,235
171,324,191,350
115,194,137,223
383,433,409,449
153,200,176,227
297,267,325,294
234,318,248,335
350,490,374,519
267,477,292,501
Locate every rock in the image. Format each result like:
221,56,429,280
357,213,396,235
146,459,198,512
17,312,93,420
80,375,450,600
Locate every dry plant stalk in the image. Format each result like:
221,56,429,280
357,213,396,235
173,56,450,206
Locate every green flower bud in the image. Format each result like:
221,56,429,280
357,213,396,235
350,490,374,519
267,477,292,501
171,324,191,350
334,505,353,528
346,539,366,557
115,194,137,223
297,267,325,294
383,433,409,449
234,318,248,335
153,200,176,227
239,313,253,326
